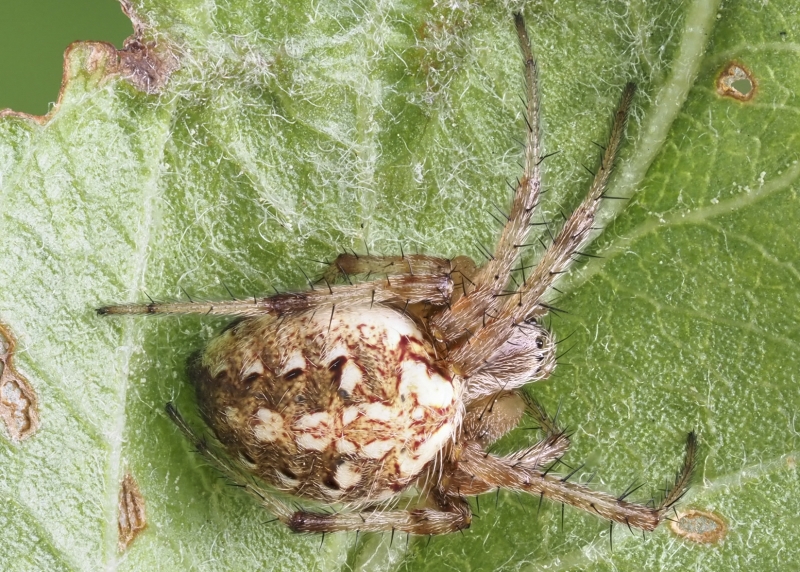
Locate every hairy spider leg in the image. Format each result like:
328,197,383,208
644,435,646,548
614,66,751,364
97,273,453,317
286,491,472,535
319,252,477,306
429,13,544,345
321,253,475,286
451,394,695,532
454,431,696,532
449,81,636,376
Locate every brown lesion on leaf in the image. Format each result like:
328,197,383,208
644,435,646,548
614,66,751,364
118,471,147,551
116,0,178,95
0,323,39,442
0,0,178,125
669,509,727,543
716,62,756,102
115,38,179,95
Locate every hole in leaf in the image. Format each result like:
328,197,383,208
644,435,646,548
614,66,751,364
731,79,752,95
716,62,756,101
670,509,727,543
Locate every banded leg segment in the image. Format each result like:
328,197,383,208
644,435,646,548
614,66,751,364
321,253,477,305
98,273,453,317
429,13,544,343
448,82,636,377
321,253,461,281
288,493,471,535
452,432,696,531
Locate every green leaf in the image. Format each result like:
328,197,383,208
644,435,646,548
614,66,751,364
1,0,798,569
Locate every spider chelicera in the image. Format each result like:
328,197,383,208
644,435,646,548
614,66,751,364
99,13,695,537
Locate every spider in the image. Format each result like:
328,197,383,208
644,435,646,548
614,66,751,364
99,13,695,537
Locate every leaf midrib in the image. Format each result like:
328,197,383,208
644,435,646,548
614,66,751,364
101,96,178,571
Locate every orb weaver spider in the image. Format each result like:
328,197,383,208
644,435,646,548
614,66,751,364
100,13,695,537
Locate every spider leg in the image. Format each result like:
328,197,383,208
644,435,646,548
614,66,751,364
97,273,453,317
430,13,543,343
448,82,636,377
495,82,636,326
321,253,475,283
444,431,570,497
452,432,696,532
321,253,477,309
461,391,569,452
520,392,564,438
287,492,471,535
453,393,571,495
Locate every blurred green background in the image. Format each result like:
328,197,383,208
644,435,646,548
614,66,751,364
0,0,131,116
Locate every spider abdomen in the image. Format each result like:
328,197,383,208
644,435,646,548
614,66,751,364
190,304,462,504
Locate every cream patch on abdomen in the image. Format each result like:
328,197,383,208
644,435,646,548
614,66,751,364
342,406,360,426
334,462,362,489
360,439,395,459
335,438,357,454
398,360,454,408
362,402,393,422
398,422,453,478
294,411,334,451
280,351,306,375
252,408,285,443
339,361,362,393
240,358,264,379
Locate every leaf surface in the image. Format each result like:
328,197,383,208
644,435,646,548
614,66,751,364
0,0,798,570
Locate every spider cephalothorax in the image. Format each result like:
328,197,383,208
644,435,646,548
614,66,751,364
100,13,695,537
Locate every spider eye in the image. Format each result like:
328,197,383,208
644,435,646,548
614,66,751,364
535,337,544,349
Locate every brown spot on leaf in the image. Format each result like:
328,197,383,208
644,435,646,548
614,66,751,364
716,62,756,101
670,509,727,543
115,38,179,95
118,472,146,551
98,0,180,94
0,323,39,441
